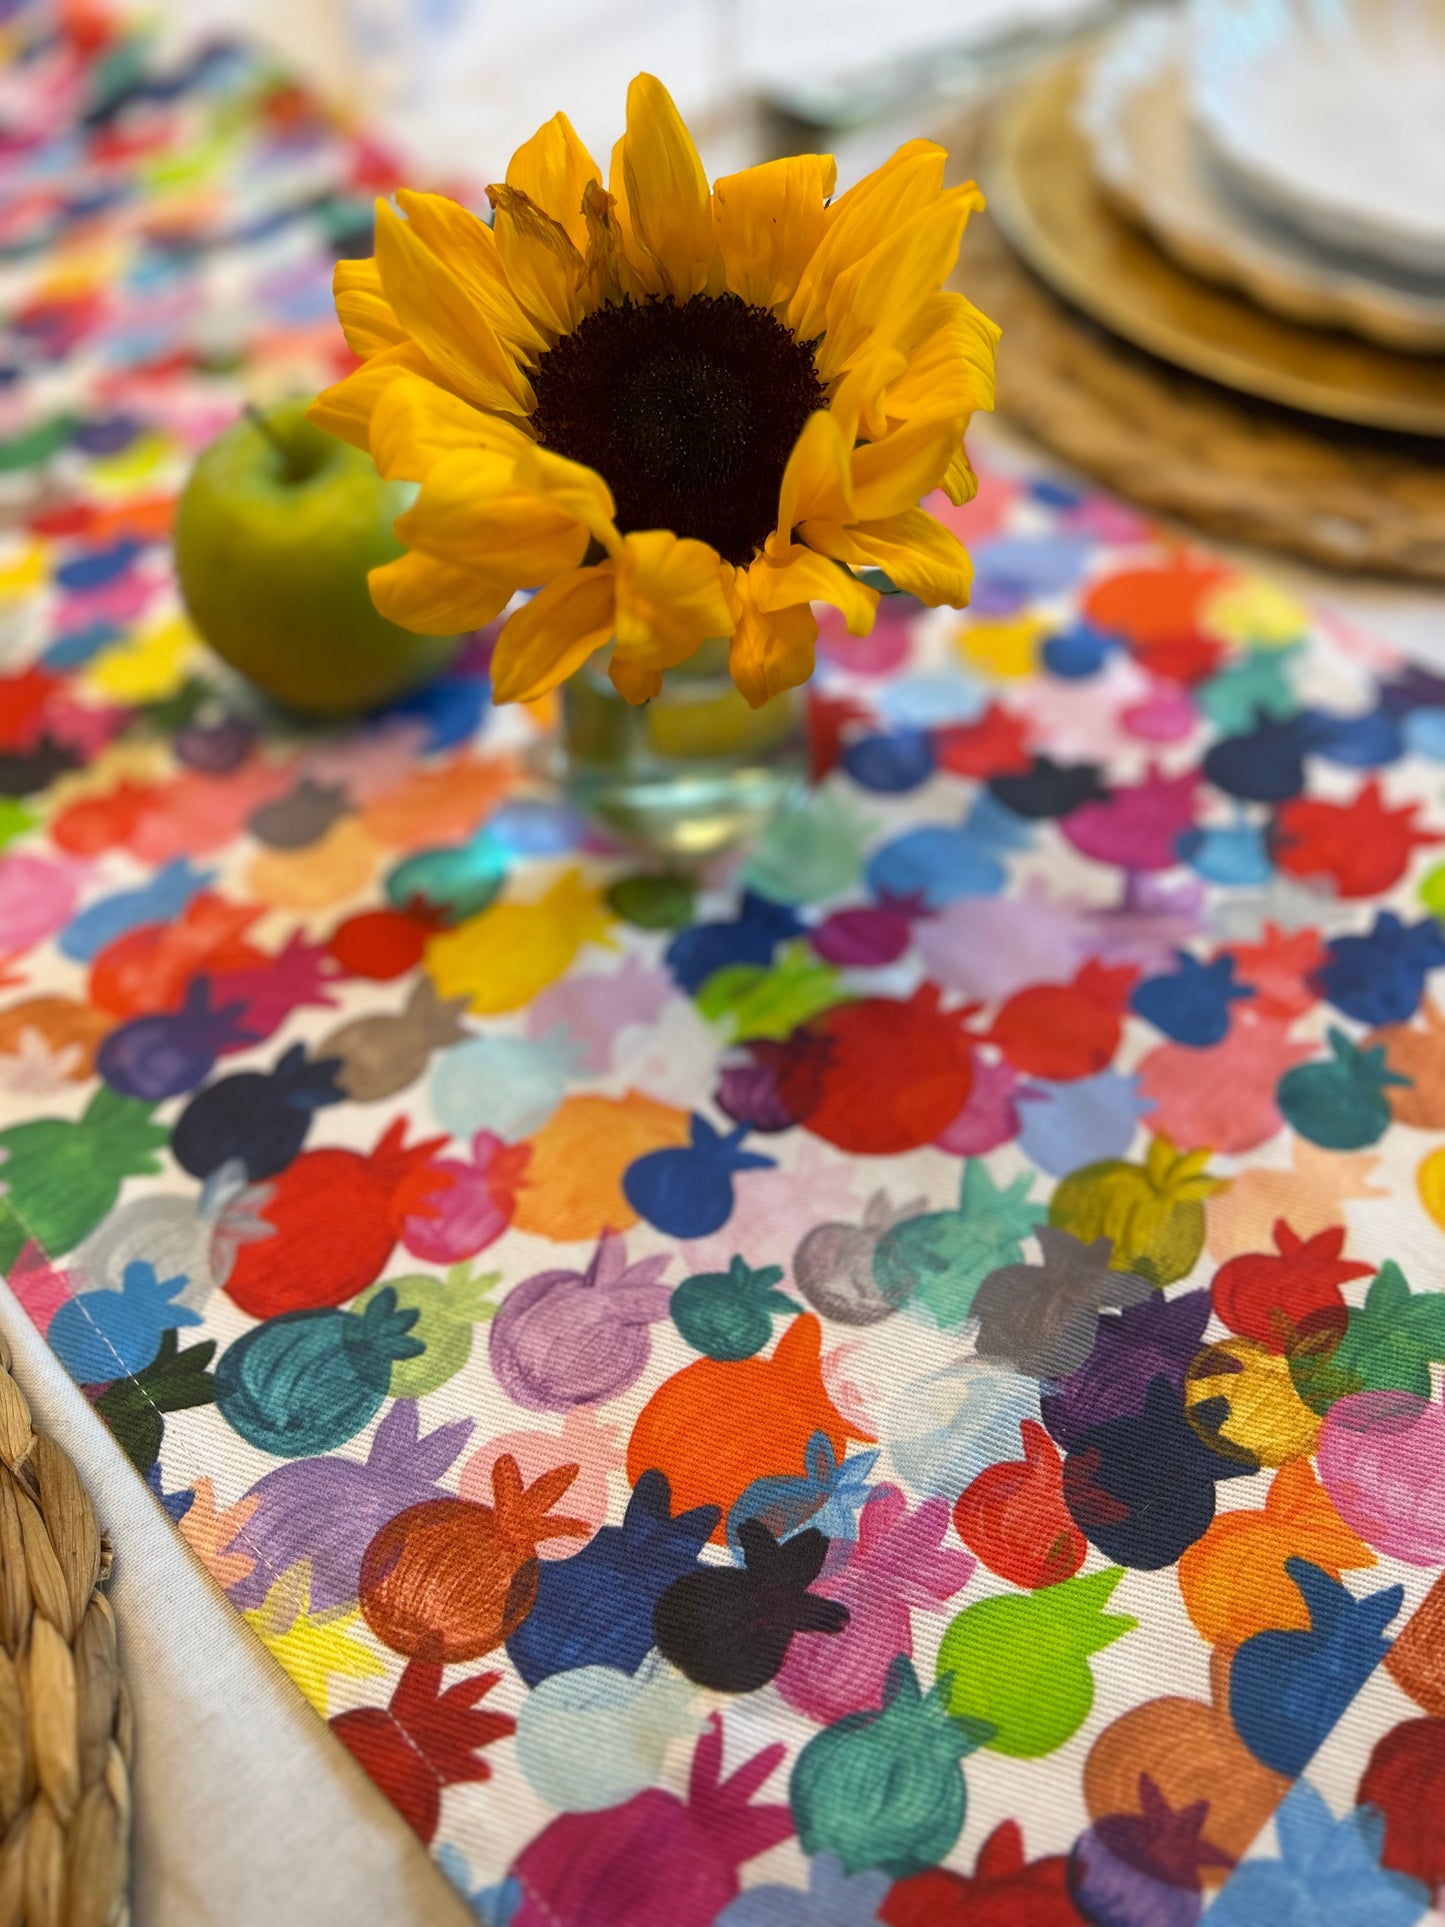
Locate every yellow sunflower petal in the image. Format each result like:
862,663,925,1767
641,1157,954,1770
581,178,649,306
817,184,982,381
393,188,546,358
369,374,534,482
725,571,818,708
332,258,405,359
613,529,735,673
827,348,908,445
505,110,600,250
850,414,966,523
515,444,621,553
620,74,722,301
395,450,594,584
803,505,973,606
491,565,617,703
375,199,535,414
941,441,979,507
750,546,878,636
775,410,853,542
712,154,837,312
369,551,513,633
786,138,947,340
608,654,664,704
487,182,587,338
307,342,439,452
883,290,1000,424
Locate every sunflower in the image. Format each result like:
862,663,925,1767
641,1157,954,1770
308,75,999,708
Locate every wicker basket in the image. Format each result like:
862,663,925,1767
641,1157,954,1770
0,1333,130,1927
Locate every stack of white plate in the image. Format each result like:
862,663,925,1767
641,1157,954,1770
1078,0,1445,352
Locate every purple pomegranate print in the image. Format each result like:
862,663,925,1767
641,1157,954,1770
489,1232,673,1412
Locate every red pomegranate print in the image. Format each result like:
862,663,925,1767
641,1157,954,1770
330,1661,513,1842
779,985,975,1155
89,892,265,1019
933,704,1033,779
224,1117,448,1318
1356,1715,1445,1898
1211,1219,1369,1352
1273,780,1440,900
953,1419,1086,1589
988,960,1138,1081
327,907,437,981
882,1818,1082,1925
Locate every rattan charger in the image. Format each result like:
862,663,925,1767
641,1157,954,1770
0,1333,130,1927
944,98,1445,581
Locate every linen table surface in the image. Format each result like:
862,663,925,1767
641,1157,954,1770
0,5,1443,1922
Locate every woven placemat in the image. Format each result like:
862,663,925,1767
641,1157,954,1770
0,1335,130,1927
945,103,1445,581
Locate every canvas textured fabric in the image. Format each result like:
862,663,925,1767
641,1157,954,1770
0,7,1444,1922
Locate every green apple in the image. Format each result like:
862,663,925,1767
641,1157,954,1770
174,400,461,717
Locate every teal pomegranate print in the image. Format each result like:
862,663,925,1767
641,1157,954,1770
872,1161,1046,1329
670,1256,798,1360
788,1656,993,1876
215,1288,423,1456
1278,1029,1407,1151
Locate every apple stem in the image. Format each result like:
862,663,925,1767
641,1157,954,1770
244,402,300,478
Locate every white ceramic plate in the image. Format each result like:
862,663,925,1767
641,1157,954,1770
1079,12,1445,351
1187,0,1445,277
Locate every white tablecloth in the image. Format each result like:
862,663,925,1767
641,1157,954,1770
0,1284,473,1927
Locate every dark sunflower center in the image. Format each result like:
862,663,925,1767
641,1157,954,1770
529,293,825,567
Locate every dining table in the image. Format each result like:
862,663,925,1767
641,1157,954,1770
2,4,1445,1923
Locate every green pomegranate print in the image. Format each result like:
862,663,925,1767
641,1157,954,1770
695,941,850,1042
94,1329,217,1477
1278,1029,1408,1152
873,1161,1045,1329
357,1262,501,1397
670,1256,799,1360
789,1656,993,1876
935,1566,1136,1757
1048,1136,1226,1286
0,1086,169,1266
1292,1259,1445,1413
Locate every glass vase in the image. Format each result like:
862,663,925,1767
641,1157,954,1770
559,639,806,859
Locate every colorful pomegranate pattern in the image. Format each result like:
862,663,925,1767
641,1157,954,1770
2,26,1443,1909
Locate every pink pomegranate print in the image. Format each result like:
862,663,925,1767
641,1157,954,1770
508,1713,792,1926
1317,1387,1445,1565
460,1407,623,1557
401,1131,530,1263
776,1485,974,1726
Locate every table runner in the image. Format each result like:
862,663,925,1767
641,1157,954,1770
1,5,1444,1920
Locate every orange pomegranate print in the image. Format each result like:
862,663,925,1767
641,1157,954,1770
1083,1647,1289,1874
627,1314,874,1544
359,1455,588,1663
512,1090,691,1243
0,995,114,1078
1176,1459,1375,1648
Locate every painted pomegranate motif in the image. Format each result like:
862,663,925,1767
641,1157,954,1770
223,1118,447,1319
778,986,975,1156
360,1455,589,1663
489,1231,673,1412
